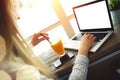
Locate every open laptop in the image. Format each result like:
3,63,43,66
64,0,114,53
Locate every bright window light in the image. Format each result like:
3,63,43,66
59,0,96,16
16,0,59,39
69,18,80,35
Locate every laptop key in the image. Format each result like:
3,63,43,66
81,33,108,42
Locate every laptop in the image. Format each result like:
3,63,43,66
64,0,114,53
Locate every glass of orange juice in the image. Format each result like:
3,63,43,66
50,38,65,56
50,37,74,67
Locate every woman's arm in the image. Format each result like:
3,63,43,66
68,54,89,80
69,34,96,80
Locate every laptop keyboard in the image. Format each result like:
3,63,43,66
72,33,108,42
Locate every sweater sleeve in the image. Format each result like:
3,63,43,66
68,54,89,80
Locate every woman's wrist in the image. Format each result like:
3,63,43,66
78,46,89,56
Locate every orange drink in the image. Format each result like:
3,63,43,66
51,39,65,56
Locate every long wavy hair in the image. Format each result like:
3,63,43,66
0,0,56,79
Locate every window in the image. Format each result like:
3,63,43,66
69,18,80,35
16,0,59,39
15,0,95,57
59,0,95,16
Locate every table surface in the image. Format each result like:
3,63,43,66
38,23,120,77
53,23,120,77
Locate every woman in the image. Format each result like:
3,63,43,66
0,0,96,80
0,0,55,80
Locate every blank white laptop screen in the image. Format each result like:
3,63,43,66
73,0,113,31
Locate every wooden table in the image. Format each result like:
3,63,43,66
53,23,120,78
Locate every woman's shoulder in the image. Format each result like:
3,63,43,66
0,70,12,80
16,65,40,80
16,65,52,80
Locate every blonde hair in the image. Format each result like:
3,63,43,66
0,0,56,79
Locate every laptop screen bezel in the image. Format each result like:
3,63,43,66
73,0,114,32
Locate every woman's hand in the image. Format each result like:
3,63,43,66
78,33,96,56
31,32,49,46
